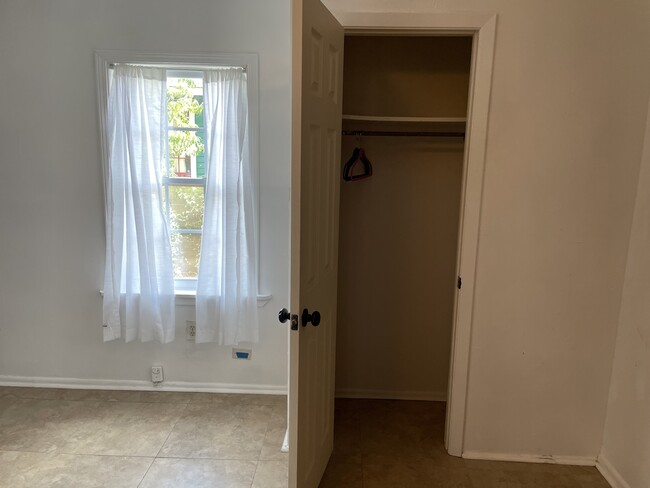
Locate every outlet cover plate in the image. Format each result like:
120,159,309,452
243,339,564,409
186,321,196,340
151,366,164,383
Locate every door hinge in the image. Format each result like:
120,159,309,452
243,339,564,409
457,276,462,289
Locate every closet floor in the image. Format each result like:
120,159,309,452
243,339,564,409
320,399,610,488
0,386,287,487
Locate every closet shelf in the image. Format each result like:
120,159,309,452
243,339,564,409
342,115,466,124
342,114,466,138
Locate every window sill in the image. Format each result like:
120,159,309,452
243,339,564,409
98,290,273,307
174,291,273,308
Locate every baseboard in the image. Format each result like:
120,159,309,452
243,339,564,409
0,374,287,396
596,453,631,488
462,450,597,467
335,388,447,402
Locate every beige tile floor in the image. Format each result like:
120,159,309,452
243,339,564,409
0,389,613,488
320,399,611,488
0,386,287,488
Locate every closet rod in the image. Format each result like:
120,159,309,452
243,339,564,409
342,130,465,138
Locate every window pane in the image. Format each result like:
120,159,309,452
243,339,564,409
168,130,205,178
168,185,204,231
171,233,201,279
167,77,204,129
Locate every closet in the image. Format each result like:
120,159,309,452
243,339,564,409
336,36,473,402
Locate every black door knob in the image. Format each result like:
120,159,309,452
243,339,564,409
278,308,291,324
301,308,321,327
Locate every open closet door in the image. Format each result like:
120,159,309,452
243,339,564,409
288,0,343,487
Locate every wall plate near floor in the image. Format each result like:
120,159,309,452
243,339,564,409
232,348,252,360
151,365,164,385
186,320,196,340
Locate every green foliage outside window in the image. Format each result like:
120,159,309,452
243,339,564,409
167,78,204,173
165,78,205,279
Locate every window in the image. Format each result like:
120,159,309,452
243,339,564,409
96,51,260,344
97,52,259,293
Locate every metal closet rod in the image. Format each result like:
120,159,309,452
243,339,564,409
342,130,465,138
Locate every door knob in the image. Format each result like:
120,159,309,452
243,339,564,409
301,308,321,327
278,308,291,323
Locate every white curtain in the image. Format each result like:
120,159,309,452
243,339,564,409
196,68,258,345
102,65,176,343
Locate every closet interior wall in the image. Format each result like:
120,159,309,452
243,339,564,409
336,36,472,400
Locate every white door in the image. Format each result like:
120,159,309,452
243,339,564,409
287,0,344,487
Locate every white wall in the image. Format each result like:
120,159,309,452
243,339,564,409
599,100,650,488
0,0,290,391
324,0,650,461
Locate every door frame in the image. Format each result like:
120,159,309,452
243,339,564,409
332,10,497,457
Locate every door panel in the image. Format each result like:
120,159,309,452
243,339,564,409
289,1,343,487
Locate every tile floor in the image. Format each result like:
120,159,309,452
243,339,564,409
320,399,611,488
0,386,287,488
0,388,613,488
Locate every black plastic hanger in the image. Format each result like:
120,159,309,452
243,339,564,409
343,146,373,181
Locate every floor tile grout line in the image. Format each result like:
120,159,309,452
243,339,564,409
250,459,260,488
153,455,263,461
256,410,274,463
251,405,278,488
1,395,193,406
135,456,157,488
0,448,160,460
136,402,189,488
152,402,189,460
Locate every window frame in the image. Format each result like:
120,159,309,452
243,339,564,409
95,50,261,297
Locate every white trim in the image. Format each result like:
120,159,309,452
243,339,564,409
281,429,290,453
597,453,631,488
0,375,286,396
333,11,498,459
342,114,466,123
174,291,273,308
335,388,447,402
463,451,597,467
337,12,497,32
447,14,497,459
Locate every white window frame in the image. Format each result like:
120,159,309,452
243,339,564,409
95,50,268,305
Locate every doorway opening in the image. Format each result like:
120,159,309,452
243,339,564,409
333,33,472,463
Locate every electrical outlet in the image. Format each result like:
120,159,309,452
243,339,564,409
151,366,164,384
232,348,252,360
186,320,196,340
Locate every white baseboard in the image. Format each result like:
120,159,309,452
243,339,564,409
597,453,631,488
0,374,287,396
462,450,597,467
335,388,447,402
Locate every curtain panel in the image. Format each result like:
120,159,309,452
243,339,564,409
102,65,176,343
196,68,258,345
